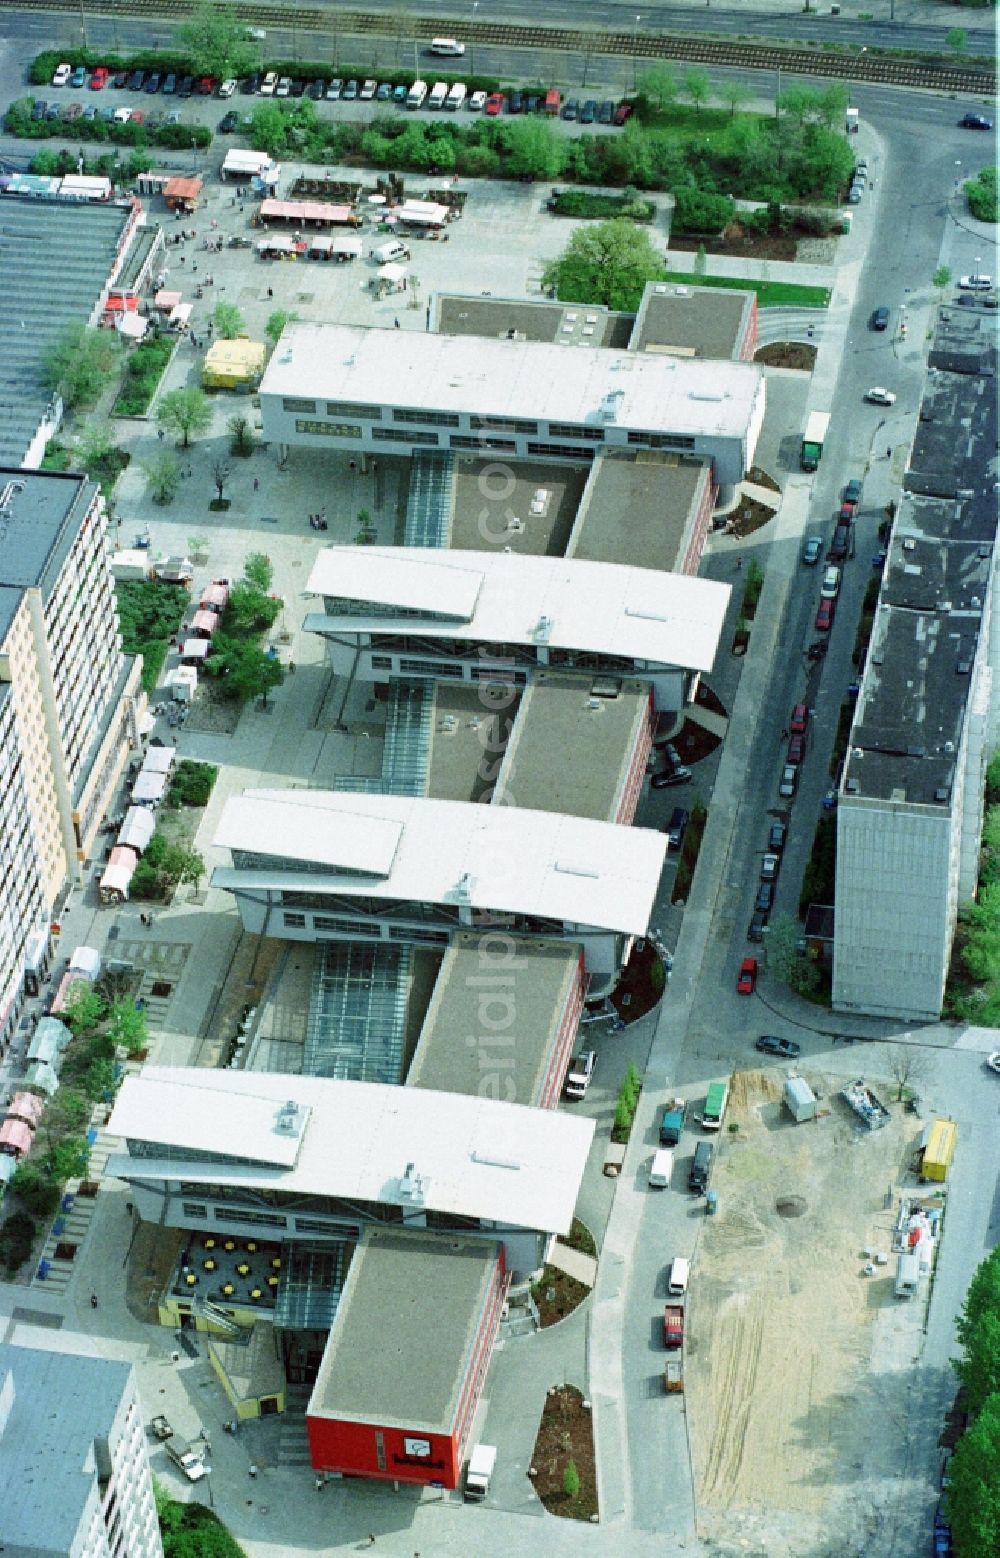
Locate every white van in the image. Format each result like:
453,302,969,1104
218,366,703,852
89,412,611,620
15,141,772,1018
894,1249,921,1299
430,37,465,56
445,83,467,111
374,240,409,265
406,79,428,110
428,81,449,110
648,1149,674,1189
666,1257,690,1296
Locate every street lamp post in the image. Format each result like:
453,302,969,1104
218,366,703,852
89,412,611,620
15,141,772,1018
470,2,478,76
633,14,641,93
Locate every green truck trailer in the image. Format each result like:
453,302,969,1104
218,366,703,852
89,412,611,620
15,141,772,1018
800,411,831,472
702,1080,729,1131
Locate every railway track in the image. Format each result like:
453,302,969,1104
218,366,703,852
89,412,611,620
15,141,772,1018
4,0,994,94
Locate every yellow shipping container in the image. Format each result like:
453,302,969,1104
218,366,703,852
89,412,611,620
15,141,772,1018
921,1117,956,1182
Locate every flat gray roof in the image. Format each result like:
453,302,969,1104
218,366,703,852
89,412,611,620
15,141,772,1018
408,931,581,1103
0,1342,134,1554
630,281,753,361
0,196,133,466
426,682,522,803
0,468,95,599
569,448,710,574
450,454,589,557
432,291,633,350
497,672,651,819
308,1228,499,1430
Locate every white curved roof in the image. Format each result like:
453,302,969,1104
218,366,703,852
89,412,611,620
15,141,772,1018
107,1067,595,1235
307,546,729,673
214,789,667,936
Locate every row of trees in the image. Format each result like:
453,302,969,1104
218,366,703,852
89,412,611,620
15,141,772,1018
203,552,285,707
948,752,1000,1024
948,1247,1000,1553
244,95,854,204
4,96,211,151
131,828,206,900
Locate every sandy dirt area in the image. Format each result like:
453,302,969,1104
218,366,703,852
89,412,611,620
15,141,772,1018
687,1067,924,1547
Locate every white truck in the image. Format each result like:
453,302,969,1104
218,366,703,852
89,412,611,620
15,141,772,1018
444,83,467,111
406,79,428,110
164,1434,206,1481
428,81,449,110
463,1443,496,1501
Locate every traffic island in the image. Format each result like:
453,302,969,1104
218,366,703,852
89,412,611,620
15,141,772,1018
529,1385,598,1522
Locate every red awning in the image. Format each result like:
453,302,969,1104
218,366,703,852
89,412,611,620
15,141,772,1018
0,1119,33,1156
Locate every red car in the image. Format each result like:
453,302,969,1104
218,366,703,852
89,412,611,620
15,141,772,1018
787,733,806,765
737,957,758,995
90,66,109,90
613,100,634,126
663,1304,684,1349
196,75,215,95
484,93,505,116
789,702,808,735
815,597,835,632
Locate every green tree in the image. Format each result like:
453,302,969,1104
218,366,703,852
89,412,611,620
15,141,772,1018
213,302,245,339
637,63,677,111
542,219,665,311
946,1393,1000,1556
243,552,274,592
816,83,850,131
226,583,280,633
157,388,212,448
683,68,711,113
41,323,122,410
781,86,819,127
107,999,149,1057
10,1161,61,1219
159,838,206,891
932,265,952,293
211,457,232,504
227,413,254,455
76,418,117,476
955,1246,1000,1413
764,912,822,999
143,450,181,504
945,27,967,54
563,1458,581,1499
671,188,734,235
249,101,290,157
177,0,257,81
497,117,564,180
207,639,284,704
84,1055,117,1102
0,1210,38,1275
265,309,297,345
46,1138,90,1182
62,983,106,1037
717,80,751,119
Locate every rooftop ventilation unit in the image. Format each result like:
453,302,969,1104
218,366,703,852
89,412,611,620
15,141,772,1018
507,517,523,533
0,480,25,514
455,871,474,903
600,388,625,421
274,1100,301,1136
533,614,553,642
934,787,950,803
902,537,917,552
397,1162,427,1202
845,779,859,793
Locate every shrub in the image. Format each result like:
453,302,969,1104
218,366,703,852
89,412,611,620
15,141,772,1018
166,760,218,809
116,335,175,417
0,1211,37,1275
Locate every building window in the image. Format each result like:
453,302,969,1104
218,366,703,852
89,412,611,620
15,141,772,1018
450,434,517,451
215,1208,287,1228
326,401,380,420
547,423,604,441
182,1203,207,1218
283,912,306,928
626,431,696,450
371,655,393,669
283,397,317,413
399,657,463,677
469,415,537,433
295,419,362,438
392,408,460,427
372,427,439,444
527,441,597,459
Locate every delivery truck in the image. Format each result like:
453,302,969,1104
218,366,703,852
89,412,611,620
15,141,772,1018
920,1118,956,1182
800,411,831,472
164,1435,206,1481
702,1080,729,1131
406,79,428,110
659,1098,687,1145
428,81,449,110
463,1443,496,1501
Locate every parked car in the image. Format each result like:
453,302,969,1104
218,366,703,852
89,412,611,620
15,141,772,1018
468,89,487,111
865,386,896,406
821,565,841,599
219,110,239,132
306,79,325,100
196,75,215,95
178,74,195,96
959,112,992,129
219,78,237,98
276,77,292,97
52,62,72,86
830,523,852,562
760,852,780,881
768,821,787,853
842,478,862,512
613,100,634,126
90,66,109,90
376,82,393,100
342,79,359,100
778,764,798,798
787,734,806,765
144,72,162,93
360,79,378,100
756,1034,801,1058
959,273,992,291
815,597,835,632
46,101,61,119
508,90,523,114
598,99,615,123
485,93,504,116
259,71,278,96
652,764,691,789
748,911,768,943
242,73,261,95
802,536,823,567
128,69,145,90
665,807,690,849
580,99,597,123
524,93,540,113
326,78,344,99
62,101,82,121
69,65,87,88
755,882,774,913
82,103,97,120
870,305,890,330
113,69,129,88
561,98,579,120
130,108,145,124
846,186,862,205
737,957,758,994
31,98,47,120
789,703,808,735
163,73,177,94
113,105,131,123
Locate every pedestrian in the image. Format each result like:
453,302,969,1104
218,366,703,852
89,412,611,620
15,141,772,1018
267,287,274,299
886,446,892,459
158,428,164,441
90,1293,98,1308
248,1464,257,1479
253,476,260,492
193,262,198,273
288,660,296,673
179,254,185,265
780,727,789,740
394,318,400,329
315,1475,324,1491
734,556,743,571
